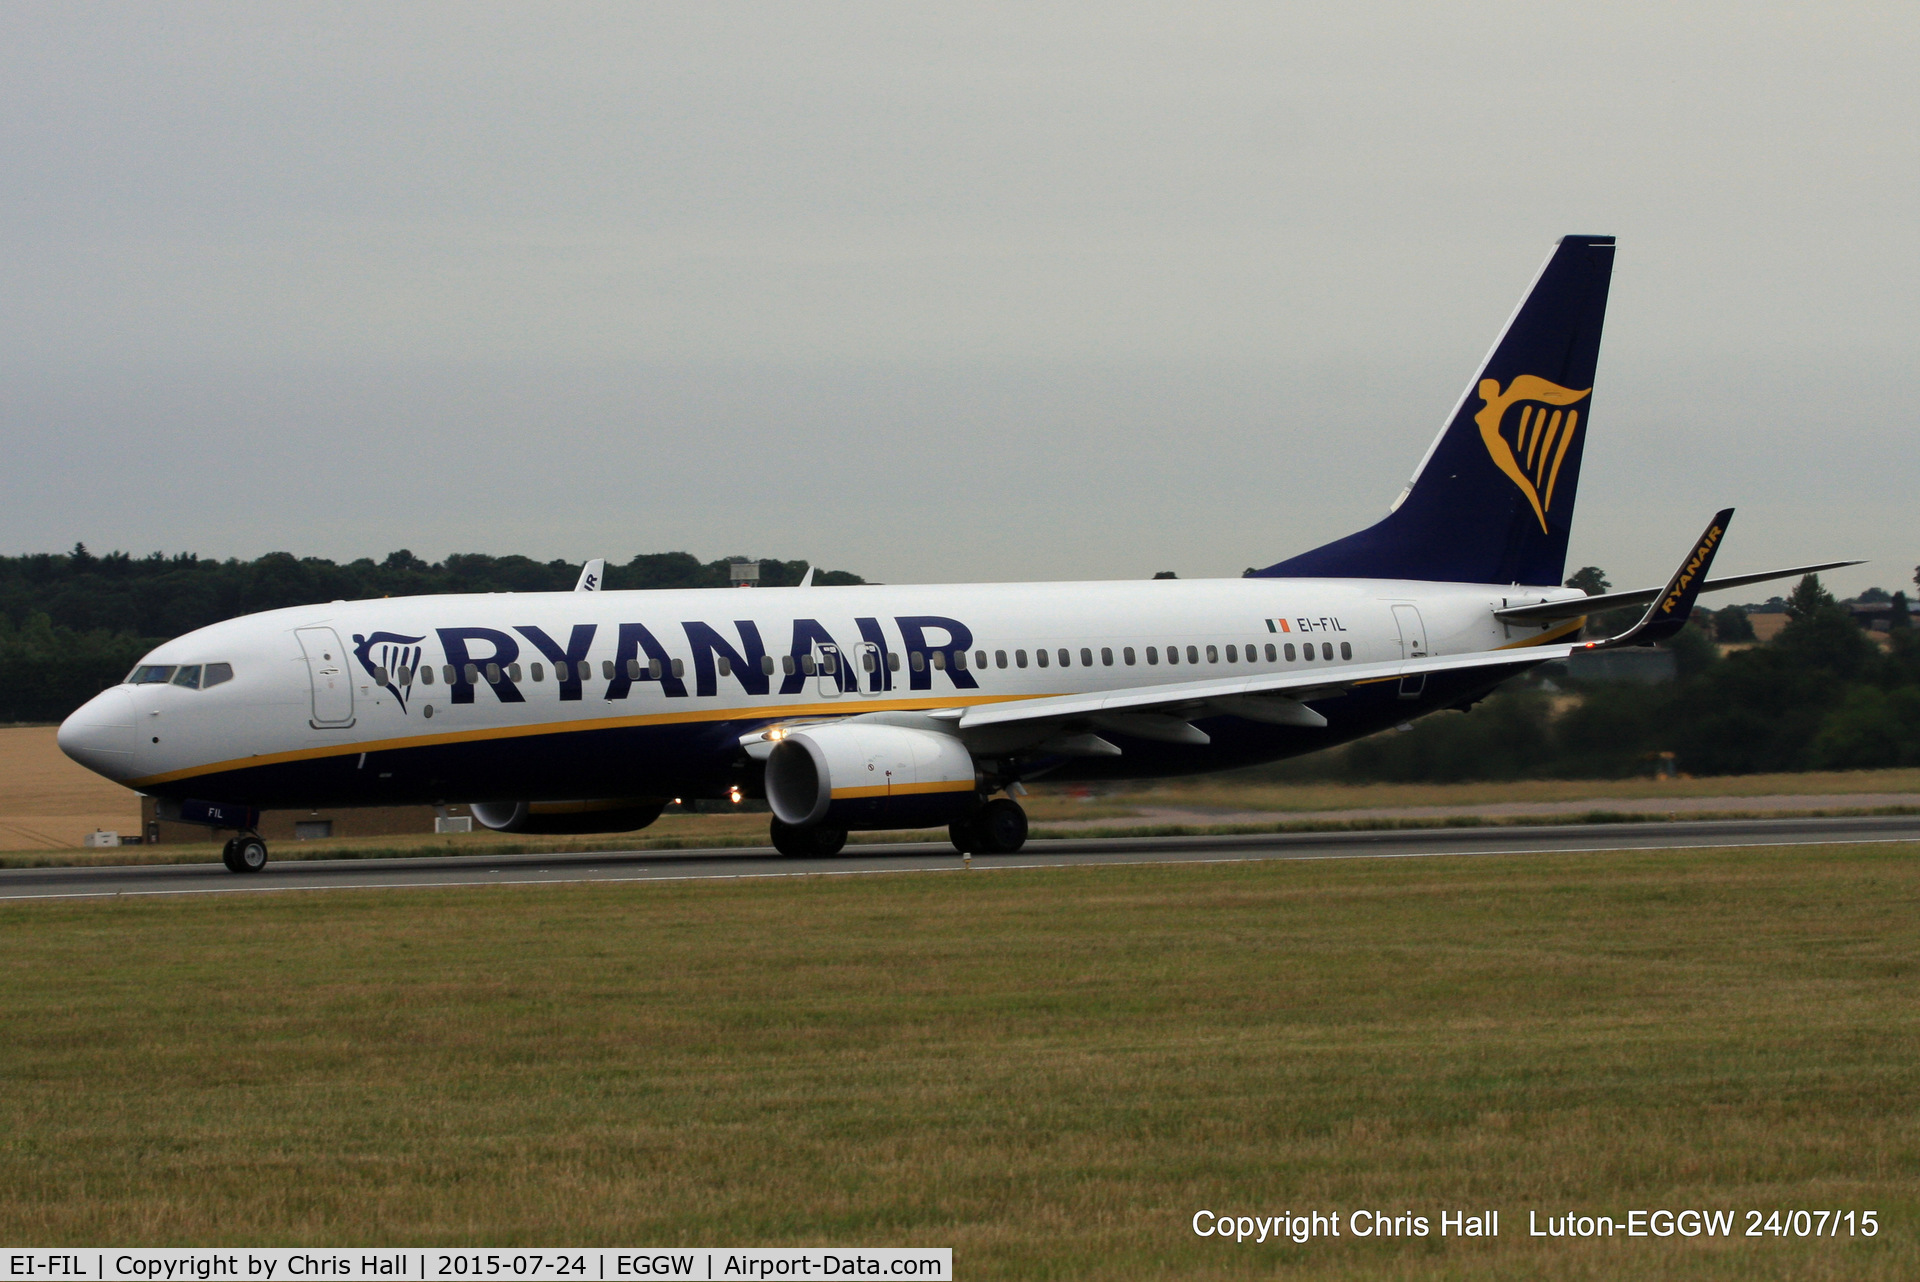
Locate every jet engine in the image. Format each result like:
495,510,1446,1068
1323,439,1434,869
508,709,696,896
765,723,978,830
469,799,667,835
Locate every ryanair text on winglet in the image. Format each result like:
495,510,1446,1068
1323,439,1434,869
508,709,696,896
1660,522,1725,615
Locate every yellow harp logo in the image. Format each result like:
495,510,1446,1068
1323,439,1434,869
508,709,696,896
1474,376,1592,532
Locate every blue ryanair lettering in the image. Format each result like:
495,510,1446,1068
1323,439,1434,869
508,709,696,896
606,622,688,699
780,619,851,694
683,620,771,697
895,616,979,691
514,623,596,700
436,627,525,704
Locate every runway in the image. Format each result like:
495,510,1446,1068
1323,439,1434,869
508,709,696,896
4,814,1918,901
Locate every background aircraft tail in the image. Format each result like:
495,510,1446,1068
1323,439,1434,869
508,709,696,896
1253,234,1616,587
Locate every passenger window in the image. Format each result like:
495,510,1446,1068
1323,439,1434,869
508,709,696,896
1165,646,1177,665
420,666,435,686
975,650,987,669
1322,642,1334,660
1340,642,1352,660
717,656,732,677
996,650,1008,669
1225,645,1237,663
578,661,592,681
485,663,501,684
204,662,234,688
129,664,176,685
1205,645,1218,664
1123,647,1135,665
1265,643,1277,662
801,655,816,675
889,652,901,672
627,658,643,680
1146,647,1158,665
530,662,544,682
821,653,837,674
911,652,926,673
1016,650,1028,668
1284,643,1296,661
602,660,615,680
1058,649,1070,667
371,666,388,686
932,651,946,670
782,655,796,675
1302,645,1314,662
761,655,777,675
1036,649,1049,668
671,658,684,678
507,663,522,682
172,665,202,688
462,664,478,684
1080,647,1093,667
862,651,876,672
1101,647,1113,666
1187,646,1200,664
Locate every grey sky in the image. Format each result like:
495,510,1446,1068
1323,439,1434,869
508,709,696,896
2,4,1915,596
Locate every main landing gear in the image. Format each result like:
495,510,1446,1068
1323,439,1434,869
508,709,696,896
769,818,849,858
950,798,1029,855
221,833,269,874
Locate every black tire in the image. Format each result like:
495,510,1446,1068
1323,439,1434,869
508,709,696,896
220,837,244,872
233,836,269,873
974,798,1029,854
770,818,849,858
948,818,979,853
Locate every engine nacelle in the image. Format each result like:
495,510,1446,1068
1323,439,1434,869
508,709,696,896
469,799,667,835
765,723,978,830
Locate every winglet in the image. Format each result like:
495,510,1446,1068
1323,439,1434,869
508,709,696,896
797,565,816,588
574,558,605,592
1588,509,1733,649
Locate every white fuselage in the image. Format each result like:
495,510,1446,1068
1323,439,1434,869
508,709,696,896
56,576,1584,810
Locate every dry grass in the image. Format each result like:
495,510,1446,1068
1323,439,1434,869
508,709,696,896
1,845,1916,1277
0,724,143,847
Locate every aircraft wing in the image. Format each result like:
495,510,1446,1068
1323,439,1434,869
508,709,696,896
1495,559,1862,623
951,642,1577,734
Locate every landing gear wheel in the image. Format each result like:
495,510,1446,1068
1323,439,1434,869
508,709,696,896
948,819,979,854
769,818,849,858
972,798,1029,854
224,835,269,874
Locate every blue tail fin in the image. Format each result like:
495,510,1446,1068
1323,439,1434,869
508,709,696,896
1254,235,1615,586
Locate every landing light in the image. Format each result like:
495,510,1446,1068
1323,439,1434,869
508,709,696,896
729,786,743,805
765,727,787,741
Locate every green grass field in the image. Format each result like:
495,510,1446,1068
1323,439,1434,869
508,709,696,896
4,845,1918,1278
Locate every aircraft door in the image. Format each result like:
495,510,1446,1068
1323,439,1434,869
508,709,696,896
816,643,844,698
1392,604,1428,700
853,642,883,696
296,626,356,727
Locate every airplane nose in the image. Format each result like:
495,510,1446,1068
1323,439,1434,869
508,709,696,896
58,686,139,782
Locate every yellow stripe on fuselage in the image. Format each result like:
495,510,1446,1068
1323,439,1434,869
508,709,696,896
127,691,1060,789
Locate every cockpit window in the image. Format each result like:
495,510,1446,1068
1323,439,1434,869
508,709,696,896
128,662,233,688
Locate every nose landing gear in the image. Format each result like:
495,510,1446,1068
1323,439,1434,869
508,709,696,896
221,834,269,874
949,797,1029,855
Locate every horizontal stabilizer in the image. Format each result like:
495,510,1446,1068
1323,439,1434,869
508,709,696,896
1495,558,1864,623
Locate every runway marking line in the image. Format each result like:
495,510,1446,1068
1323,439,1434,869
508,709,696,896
3,832,1918,902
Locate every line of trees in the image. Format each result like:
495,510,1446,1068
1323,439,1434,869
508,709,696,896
0,546,866,723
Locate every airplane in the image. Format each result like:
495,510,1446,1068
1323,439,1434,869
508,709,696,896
57,235,1857,873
